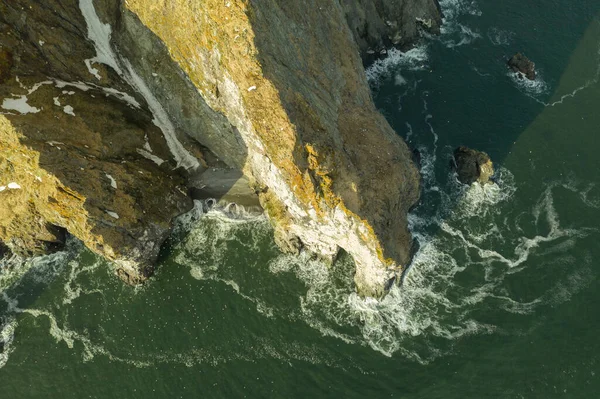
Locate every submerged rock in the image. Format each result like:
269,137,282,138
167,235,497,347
508,53,536,80
452,146,495,185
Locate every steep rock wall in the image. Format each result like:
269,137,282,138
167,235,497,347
0,0,193,282
1,0,439,298
123,0,426,297
342,0,442,56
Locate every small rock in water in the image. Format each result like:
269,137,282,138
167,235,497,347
452,146,494,185
507,52,536,80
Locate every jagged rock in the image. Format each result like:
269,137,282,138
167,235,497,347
342,0,443,58
0,1,193,283
0,0,433,298
508,53,536,80
452,146,495,185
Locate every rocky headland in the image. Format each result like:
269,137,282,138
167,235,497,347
0,0,442,298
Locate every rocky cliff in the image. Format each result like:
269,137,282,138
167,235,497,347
0,0,441,298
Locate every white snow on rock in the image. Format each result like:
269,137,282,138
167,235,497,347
79,0,122,78
7,183,21,190
55,80,90,92
105,210,119,219
0,186,5,192
55,80,140,109
1,79,54,114
63,105,75,116
53,97,61,106
105,173,117,189
78,0,199,171
1,96,40,114
137,148,165,166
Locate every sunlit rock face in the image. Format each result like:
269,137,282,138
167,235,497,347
0,0,440,298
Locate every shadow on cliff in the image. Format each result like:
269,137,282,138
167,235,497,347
0,0,251,286
247,0,422,268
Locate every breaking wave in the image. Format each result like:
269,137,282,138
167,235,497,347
508,69,550,97
365,0,483,88
438,0,482,48
366,47,429,86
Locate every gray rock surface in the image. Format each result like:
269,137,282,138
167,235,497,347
342,0,442,57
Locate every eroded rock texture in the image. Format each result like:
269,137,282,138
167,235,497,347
0,0,441,297
453,146,495,185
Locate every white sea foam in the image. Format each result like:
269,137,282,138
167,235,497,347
0,316,16,369
437,0,482,48
366,47,429,86
488,27,515,46
508,70,549,97
442,24,481,48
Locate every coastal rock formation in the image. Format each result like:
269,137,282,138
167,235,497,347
452,146,494,185
0,0,441,298
342,0,443,57
508,53,536,80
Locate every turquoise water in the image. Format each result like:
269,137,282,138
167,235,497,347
2,0,600,397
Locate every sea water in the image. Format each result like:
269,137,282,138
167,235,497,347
1,0,600,397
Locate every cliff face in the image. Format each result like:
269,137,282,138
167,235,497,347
0,0,441,298
0,0,194,282
342,0,442,56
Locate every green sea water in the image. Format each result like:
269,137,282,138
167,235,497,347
2,0,600,397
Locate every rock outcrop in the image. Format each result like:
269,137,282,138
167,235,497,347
508,53,536,80
342,0,443,57
0,0,440,298
452,146,494,185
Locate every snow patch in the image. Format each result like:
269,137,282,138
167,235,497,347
7,182,21,190
137,149,165,166
1,96,40,114
78,0,199,170
63,105,75,116
105,210,119,219
105,174,117,189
